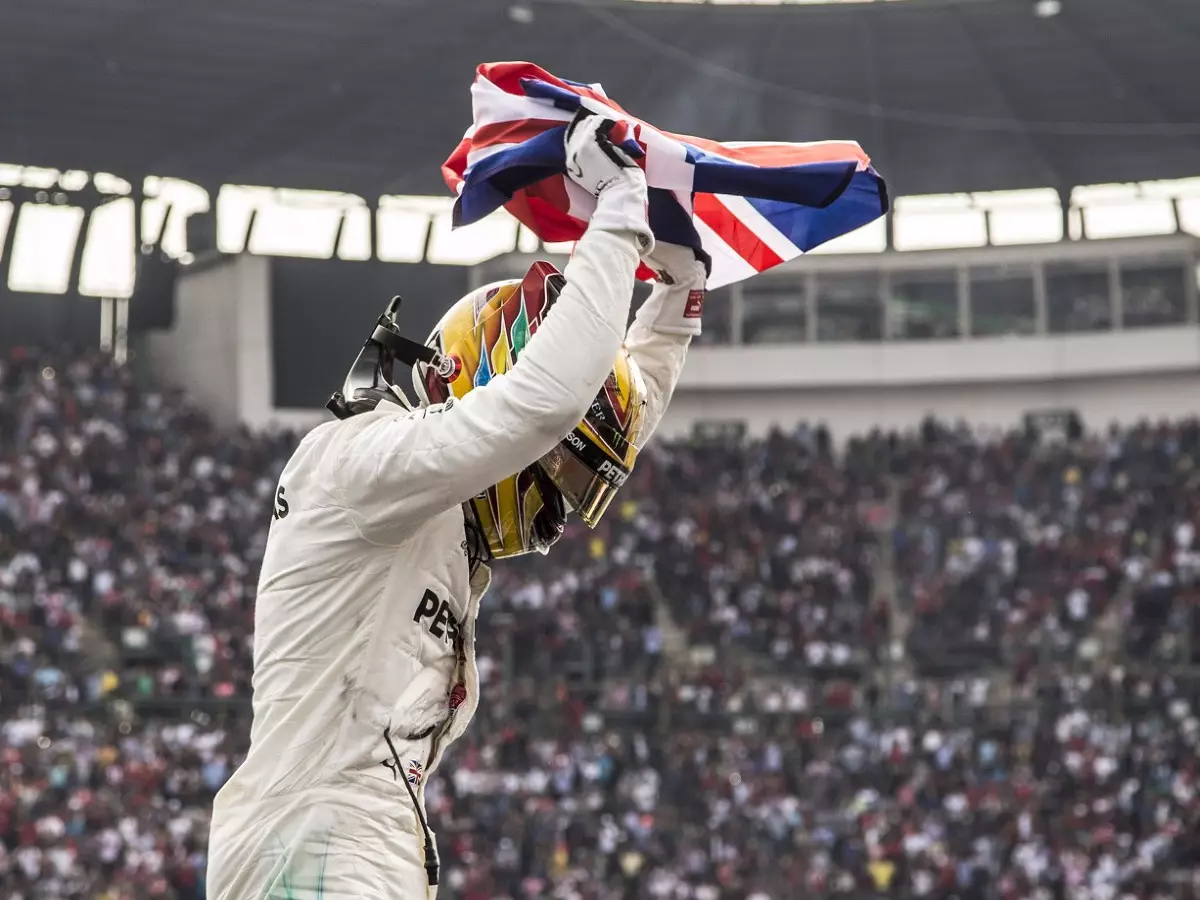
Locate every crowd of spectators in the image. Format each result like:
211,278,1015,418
2,346,1199,900
894,418,1200,679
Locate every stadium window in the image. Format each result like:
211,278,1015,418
815,274,882,342
1072,184,1176,240
1141,177,1200,238
1119,259,1189,329
887,271,959,340
7,203,85,294
337,204,372,261
251,190,365,259
376,195,444,263
1177,197,1200,238
217,185,363,259
144,177,210,258
1067,207,1084,241
1045,261,1111,334
426,207,519,265
892,195,987,252
742,283,808,344
969,265,1036,337
976,189,1063,246
805,216,887,255
517,225,540,253
79,198,136,298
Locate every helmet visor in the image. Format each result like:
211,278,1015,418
538,421,634,528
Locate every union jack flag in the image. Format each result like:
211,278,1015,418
443,61,889,289
407,759,424,786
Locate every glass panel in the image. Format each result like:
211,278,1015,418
1120,262,1187,328
970,265,1036,337
1046,262,1110,334
742,284,807,344
815,274,881,342
694,286,732,345
888,271,959,339
7,204,85,294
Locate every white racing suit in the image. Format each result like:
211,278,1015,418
205,225,699,899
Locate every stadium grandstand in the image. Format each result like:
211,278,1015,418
2,0,1200,898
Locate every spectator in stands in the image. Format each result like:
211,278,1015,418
3,346,1199,900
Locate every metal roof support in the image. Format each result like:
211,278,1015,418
1059,189,1073,242
131,177,145,251
956,266,971,339
67,201,97,297
367,197,379,263
879,271,893,340
1108,258,1123,331
0,196,18,292
1032,263,1049,336
804,272,818,344
1185,250,1199,325
729,283,744,346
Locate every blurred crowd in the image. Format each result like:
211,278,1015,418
2,346,1199,900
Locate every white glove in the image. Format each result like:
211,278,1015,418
639,241,710,337
564,111,654,255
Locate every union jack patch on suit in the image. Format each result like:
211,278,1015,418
407,759,424,785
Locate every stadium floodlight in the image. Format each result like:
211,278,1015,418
94,173,132,195
1033,0,1061,18
507,3,535,23
60,170,89,192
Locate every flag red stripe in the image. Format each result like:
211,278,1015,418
442,136,472,188
471,118,565,151
693,193,784,272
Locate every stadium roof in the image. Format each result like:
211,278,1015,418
1,0,1199,199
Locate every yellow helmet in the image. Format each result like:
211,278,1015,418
414,261,648,559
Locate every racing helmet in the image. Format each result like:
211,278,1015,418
413,260,648,559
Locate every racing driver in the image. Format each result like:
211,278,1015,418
206,111,709,899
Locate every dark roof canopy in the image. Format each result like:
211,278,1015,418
2,0,1198,199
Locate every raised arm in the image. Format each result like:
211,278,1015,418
625,242,708,447
334,115,655,541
